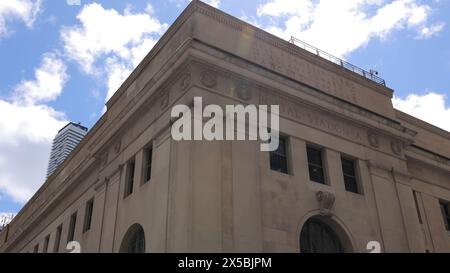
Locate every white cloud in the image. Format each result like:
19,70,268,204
393,92,450,132
66,0,81,6
61,3,167,102
61,3,166,73
416,22,445,39
0,53,68,204
105,57,132,101
202,0,220,8
0,102,66,145
0,0,41,38
0,102,66,203
257,0,444,57
13,53,68,104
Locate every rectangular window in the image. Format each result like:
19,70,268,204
143,147,153,183
307,146,325,184
413,191,423,224
54,225,62,253
43,235,50,253
440,201,450,231
67,212,77,243
269,137,288,174
341,157,359,194
124,159,135,197
83,199,94,233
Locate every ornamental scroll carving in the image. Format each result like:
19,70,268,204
201,70,217,88
368,132,380,148
100,151,108,167
114,140,122,154
391,140,403,156
316,191,335,216
180,73,191,91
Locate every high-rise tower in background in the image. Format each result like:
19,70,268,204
47,122,88,177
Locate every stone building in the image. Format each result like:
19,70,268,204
1,0,449,253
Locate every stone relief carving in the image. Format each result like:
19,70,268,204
201,70,217,88
114,140,122,154
100,151,108,167
180,72,191,91
316,191,335,216
160,92,169,110
259,92,364,144
368,132,380,148
391,140,403,156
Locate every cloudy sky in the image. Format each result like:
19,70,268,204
0,0,449,215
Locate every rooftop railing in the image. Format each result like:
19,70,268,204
289,36,386,86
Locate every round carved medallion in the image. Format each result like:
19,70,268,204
201,70,217,88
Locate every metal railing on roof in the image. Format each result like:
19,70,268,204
289,36,386,86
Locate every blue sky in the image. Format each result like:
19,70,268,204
0,0,449,215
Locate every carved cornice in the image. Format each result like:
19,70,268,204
189,59,413,158
190,41,416,144
192,1,393,98
406,145,450,173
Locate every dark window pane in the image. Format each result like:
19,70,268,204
344,176,358,193
307,146,325,184
144,148,152,183
276,138,286,155
270,153,288,174
43,235,50,253
308,165,325,184
124,160,135,197
54,225,62,253
83,199,94,232
300,218,343,253
269,137,288,174
341,159,356,176
440,202,450,231
307,147,323,166
67,213,77,243
130,230,145,253
341,158,359,193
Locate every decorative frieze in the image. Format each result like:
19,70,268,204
114,140,122,154
259,91,365,144
368,132,380,148
201,70,217,88
391,140,403,156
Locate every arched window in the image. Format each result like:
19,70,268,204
300,218,344,253
120,224,145,253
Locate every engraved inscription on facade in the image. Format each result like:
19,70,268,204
260,92,364,143
248,41,361,104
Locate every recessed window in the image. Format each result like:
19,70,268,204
83,199,94,233
67,212,77,243
43,235,50,253
307,146,325,184
54,225,62,253
120,224,146,253
143,147,153,184
124,159,136,198
269,136,288,174
341,157,360,194
440,201,450,231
